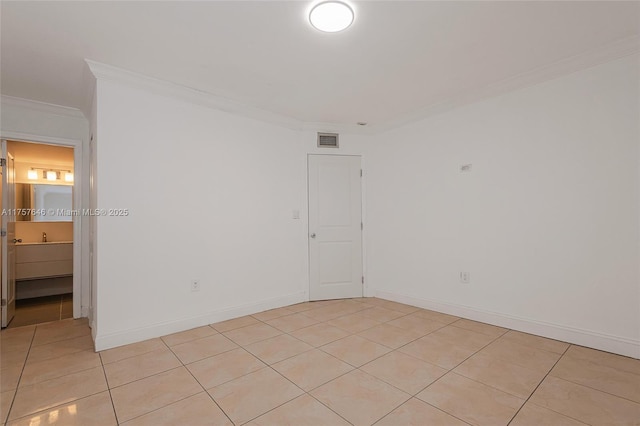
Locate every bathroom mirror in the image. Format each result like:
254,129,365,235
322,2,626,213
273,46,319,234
15,184,73,222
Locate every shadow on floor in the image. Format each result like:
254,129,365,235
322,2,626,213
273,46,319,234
6,293,73,328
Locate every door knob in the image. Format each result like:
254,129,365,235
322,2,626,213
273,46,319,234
12,238,22,243
310,233,316,238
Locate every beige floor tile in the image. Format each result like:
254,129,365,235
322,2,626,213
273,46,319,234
104,347,181,388
1,367,22,392
26,334,94,364
564,345,640,376
0,326,35,343
265,312,319,333
122,392,232,426
171,333,238,364
290,323,350,347
20,350,101,387
430,325,497,350
398,334,481,369
110,367,202,422
501,330,569,354
361,351,447,395
208,367,303,425
357,297,390,307
211,315,260,333
376,300,420,314
0,350,27,371
311,369,410,425
1,389,15,424
31,321,90,347
321,335,391,367
417,373,524,426
551,355,640,403
248,394,350,426
302,302,365,322
284,302,317,313
454,351,547,399
326,311,382,333
100,338,165,365
0,335,32,355
9,366,107,420
359,306,407,322
161,326,217,347
245,334,312,365
222,323,282,346
252,306,295,321
272,349,353,391
480,338,561,372
387,314,446,335
7,391,116,426
187,347,266,389
450,319,508,338
530,376,640,426
358,323,423,349
510,402,588,426
376,397,468,426
412,309,459,324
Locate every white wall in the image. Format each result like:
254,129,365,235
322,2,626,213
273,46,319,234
92,78,368,349
366,55,640,357
0,96,91,318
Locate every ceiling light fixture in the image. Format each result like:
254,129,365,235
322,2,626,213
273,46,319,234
309,1,354,33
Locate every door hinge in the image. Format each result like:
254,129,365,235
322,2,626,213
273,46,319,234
361,276,364,284
1,299,6,307
360,169,363,177
0,229,6,237
0,158,5,167
361,222,363,230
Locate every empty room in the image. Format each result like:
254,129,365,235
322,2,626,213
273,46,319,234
0,1,638,425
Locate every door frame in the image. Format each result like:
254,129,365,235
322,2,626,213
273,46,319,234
306,153,367,300
0,132,86,320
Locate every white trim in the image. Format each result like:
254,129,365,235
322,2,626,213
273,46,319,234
0,131,86,320
94,291,306,351
1,96,85,120
376,291,640,359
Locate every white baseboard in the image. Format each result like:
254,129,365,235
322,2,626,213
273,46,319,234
376,290,640,359
94,291,306,351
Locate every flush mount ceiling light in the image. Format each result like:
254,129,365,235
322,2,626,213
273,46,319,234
309,1,354,33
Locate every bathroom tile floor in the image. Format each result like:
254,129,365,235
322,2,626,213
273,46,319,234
1,297,639,425
5,293,72,329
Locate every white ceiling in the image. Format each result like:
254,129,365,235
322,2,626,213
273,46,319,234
1,1,638,128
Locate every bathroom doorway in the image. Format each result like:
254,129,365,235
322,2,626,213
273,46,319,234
1,140,75,328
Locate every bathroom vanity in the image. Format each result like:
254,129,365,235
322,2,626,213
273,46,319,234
15,241,73,299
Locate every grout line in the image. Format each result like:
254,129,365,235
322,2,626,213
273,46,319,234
3,326,36,423
98,352,120,424
506,344,572,425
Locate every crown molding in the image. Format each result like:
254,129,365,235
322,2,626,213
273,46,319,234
85,35,639,136
373,35,640,134
1,95,86,120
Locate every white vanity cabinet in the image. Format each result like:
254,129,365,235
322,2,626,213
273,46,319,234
16,242,73,280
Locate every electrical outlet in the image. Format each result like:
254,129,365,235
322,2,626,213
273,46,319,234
191,280,200,292
460,272,470,284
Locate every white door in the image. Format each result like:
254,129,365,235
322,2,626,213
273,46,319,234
308,155,363,301
1,141,17,327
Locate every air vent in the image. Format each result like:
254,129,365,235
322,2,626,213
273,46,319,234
317,132,339,148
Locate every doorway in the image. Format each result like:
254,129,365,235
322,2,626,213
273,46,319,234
1,140,75,328
308,154,363,301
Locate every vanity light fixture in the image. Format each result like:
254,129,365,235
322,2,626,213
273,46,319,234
64,172,74,182
26,167,73,182
27,170,38,180
46,171,57,181
309,1,354,33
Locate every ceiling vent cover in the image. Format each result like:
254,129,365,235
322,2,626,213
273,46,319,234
317,132,339,148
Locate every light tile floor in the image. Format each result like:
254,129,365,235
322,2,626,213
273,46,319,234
1,298,639,425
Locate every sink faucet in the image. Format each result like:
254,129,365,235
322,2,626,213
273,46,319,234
42,232,47,243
